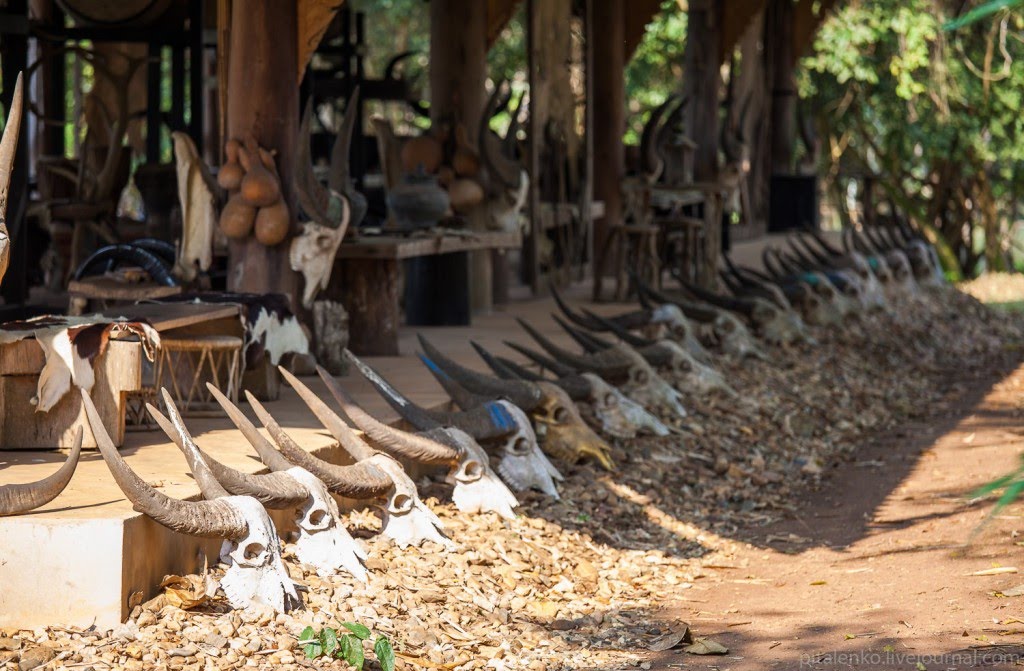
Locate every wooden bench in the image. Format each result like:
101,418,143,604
327,230,521,356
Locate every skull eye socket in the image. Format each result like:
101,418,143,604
553,406,569,423
603,392,616,407
720,319,735,333
512,437,531,455
676,359,692,373
307,509,328,527
460,460,483,480
634,369,650,385
391,493,414,513
243,542,265,561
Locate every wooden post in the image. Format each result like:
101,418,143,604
591,0,625,297
224,0,300,303
683,0,723,286
526,0,573,293
768,0,796,173
429,0,490,312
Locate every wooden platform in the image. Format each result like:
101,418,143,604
0,286,611,629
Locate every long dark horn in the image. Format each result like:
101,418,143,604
316,365,459,465
785,236,823,269
637,280,721,322
150,394,308,509
148,390,231,499
761,247,789,279
480,83,521,189
580,308,658,348
206,383,296,473
344,349,516,440
640,95,678,178
515,318,597,372
295,98,332,227
417,354,496,409
277,366,375,462
470,340,525,379
82,390,249,540
674,280,754,316
0,72,22,285
793,232,834,265
328,86,360,194
551,314,615,353
503,340,578,377
551,288,606,332
0,426,81,517
246,391,393,499
418,334,542,409
808,228,844,257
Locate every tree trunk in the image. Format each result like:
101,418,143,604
768,0,796,174
224,0,300,304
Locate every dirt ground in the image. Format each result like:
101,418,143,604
649,358,1024,670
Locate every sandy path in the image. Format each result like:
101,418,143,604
648,360,1024,670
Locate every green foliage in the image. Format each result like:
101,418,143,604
625,1,688,143
299,624,394,671
801,0,1024,278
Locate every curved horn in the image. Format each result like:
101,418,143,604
550,288,608,332
205,383,296,473
418,353,499,409
503,340,578,377
82,390,248,540
316,365,459,465
470,340,527,380
417,334,542,409
0,72,23,231
277,366,375,462
295,99,332,227
676,279,754,316
150,394,308,509
328,86,360,195
148,390,230,499
480,83,521,190
640,95,678,179
0,427,81,517
344,349,516,440
551,314,615,353
579,308,658,348
246,391,393,499
516,317,598,370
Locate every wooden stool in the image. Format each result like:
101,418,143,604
156,335,242,415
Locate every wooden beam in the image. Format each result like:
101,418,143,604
720,0,769,61
623,0,664,61
298,0,345,82
487,0,522,49
224,1,301,303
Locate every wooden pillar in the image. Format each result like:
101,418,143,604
526,0,573,293
591,0,625,291
683,0,723,286
0,0,28,306
224,1,300,303
429,0,490,312
769,0,796,173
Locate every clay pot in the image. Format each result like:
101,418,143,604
386,168,451,231
448,178,484,213
400,135,444,174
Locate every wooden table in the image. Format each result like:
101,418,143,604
329,231,522,356
68,277,183,316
